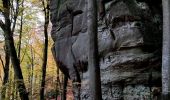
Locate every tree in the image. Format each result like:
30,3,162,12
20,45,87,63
1,42,10,99
87,0,102,99
39,0,50,99
162,0,170,99
62,75,68,100
0,0,29,100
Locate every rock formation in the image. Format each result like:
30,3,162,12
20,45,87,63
50,0,162,99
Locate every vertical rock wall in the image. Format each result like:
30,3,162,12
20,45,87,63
50,0,162,99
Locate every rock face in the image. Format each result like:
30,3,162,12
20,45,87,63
50,0,162,99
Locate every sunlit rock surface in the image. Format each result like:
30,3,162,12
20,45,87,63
50,0,162,99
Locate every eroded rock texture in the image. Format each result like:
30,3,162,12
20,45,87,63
50,0,162,99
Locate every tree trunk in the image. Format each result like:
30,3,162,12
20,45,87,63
55,65,61,100
40,0,49,100
17,0,24,60
87,0,102,99
30,45,34,100
162,0,170,99
1,44,10,99
2,0,29,100
62,75,68,100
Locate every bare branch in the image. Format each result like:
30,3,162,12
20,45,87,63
41,0,46,11
11,0,20,33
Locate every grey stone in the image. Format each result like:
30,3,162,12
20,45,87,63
50,0,162,99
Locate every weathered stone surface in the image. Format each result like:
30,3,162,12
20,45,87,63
50,0,162,99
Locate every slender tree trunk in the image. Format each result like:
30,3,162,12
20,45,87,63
0,0,21,98
1,44,10,99
40,0,49,99
62,75,68,100
30,45,34,100
17,0,24,60
4,12,29,100
162,0,170,99
87,0,102,99
55,65,61,100
15,1,24,99
2,0,29,100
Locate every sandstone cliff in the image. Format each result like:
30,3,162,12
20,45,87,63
50,0,162,99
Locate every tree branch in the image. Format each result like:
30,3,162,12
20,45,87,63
11,0,20,33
